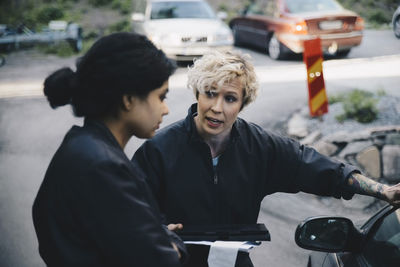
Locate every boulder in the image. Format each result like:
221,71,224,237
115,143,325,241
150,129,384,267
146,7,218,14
382,145,400,182
356,146,381,179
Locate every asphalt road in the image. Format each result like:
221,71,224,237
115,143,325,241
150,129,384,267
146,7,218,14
0,30,399,267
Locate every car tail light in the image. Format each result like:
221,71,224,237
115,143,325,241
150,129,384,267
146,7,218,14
292,21,308,34
354,17,364,31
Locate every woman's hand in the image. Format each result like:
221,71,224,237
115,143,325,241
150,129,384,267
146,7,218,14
171,242,181,259
167,223,183,259
167,223,183,231
384,183,400,206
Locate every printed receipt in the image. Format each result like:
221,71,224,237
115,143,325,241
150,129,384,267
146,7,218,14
184,241,259,267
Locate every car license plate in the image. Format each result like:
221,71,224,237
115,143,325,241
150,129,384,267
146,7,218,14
319,20,343,30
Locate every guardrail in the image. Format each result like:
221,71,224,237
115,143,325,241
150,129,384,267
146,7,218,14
0,20,83,52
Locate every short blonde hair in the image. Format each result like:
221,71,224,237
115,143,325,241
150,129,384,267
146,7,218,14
187,50,258,108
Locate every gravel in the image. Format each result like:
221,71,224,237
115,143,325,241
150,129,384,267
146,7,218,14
306,95,400,135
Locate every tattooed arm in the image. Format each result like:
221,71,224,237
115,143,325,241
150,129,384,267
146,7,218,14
348,172,400,206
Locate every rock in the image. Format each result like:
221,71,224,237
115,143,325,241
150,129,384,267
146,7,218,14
386,133,400,145
356,146,381,179
382,145,400,182
300,130,321,146
369,125,400,135
322,130,370,144
311,140,338,156
287,113,308,138
338,141,374,159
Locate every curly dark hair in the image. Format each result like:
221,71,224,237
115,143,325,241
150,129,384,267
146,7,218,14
43,32,176,118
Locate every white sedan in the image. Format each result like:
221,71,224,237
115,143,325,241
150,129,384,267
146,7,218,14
132,0,233,61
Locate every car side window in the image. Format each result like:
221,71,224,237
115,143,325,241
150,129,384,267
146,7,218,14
362,209,400,267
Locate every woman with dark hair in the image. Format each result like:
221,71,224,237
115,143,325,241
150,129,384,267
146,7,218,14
32,32,185,267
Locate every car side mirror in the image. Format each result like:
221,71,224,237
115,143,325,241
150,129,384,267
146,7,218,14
131,13,145,22
295,216,363,253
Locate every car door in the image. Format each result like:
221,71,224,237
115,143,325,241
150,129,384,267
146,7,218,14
336,207,400,267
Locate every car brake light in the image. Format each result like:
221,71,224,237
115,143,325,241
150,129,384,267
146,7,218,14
355,17,364,30
292,21,308,34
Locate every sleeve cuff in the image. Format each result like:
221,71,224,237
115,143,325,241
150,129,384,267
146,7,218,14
340,164,361,200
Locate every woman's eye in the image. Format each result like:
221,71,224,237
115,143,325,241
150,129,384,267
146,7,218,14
160,94,167,101
225,95,237,103
205,91,215,98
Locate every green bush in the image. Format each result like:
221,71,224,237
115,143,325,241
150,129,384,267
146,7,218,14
328,92,346,104
111,0,132,15
367,10,391,24
89,0,110,7
334,89,379,123
106,19,131,34
37,41,77,57
35,6,64,24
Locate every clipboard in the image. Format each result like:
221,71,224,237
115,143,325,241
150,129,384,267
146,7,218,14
177,223,271,242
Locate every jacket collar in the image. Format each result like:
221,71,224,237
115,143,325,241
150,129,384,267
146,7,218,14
184,103,240,143
83,118,122,150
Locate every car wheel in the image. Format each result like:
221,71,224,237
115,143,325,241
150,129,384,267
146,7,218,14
268,34,285,60
232,26,242,47
394,16,400,39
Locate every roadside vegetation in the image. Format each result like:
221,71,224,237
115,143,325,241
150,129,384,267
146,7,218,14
0,0,398,56
329,89,386,123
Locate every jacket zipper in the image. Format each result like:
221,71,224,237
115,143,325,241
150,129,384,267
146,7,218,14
213,171,218,184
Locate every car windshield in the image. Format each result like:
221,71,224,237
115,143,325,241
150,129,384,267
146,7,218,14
285,0,343,13
150,1,216,19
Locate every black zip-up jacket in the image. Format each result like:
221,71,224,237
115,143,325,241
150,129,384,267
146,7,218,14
33,119,185,267
133,104,358,266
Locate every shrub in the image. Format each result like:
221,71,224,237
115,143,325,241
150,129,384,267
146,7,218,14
35,6,64,24
37,41,76,57
111,0,132,15
334,89,378,123
367,10,391,24
328,92,346,104
89,0,110,7
106,19,131,34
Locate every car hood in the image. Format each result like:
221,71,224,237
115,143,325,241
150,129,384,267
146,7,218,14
144,19,231,36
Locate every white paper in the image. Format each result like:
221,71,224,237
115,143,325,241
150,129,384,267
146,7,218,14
184,241,259,252
208,241,244,267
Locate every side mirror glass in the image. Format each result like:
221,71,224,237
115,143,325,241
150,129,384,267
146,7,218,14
295,217,357,252
131,13,145,22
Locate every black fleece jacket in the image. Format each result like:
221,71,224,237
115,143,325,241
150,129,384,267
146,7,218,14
33,119,185,267
133,104,358,266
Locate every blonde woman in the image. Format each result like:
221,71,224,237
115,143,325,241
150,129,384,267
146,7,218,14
133,50,400,267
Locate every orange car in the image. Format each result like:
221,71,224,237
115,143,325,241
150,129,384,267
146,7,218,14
229,0,364,60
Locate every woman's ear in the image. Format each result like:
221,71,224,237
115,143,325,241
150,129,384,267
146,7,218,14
122,94,134,111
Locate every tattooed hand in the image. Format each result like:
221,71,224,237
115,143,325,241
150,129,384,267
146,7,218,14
384,183,400,206
347,173,400,206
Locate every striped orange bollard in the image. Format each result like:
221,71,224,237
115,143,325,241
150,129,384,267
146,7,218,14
303,38,328,117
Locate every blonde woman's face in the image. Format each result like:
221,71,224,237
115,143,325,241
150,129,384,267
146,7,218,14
195,78,243,139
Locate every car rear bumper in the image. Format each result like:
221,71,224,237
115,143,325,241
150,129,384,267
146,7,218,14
279,31,363,53
160,44,233,61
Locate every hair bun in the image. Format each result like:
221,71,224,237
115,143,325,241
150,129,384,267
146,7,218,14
43,67,75,108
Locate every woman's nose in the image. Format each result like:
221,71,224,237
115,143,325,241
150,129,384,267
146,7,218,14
162,102,169,116
211,96,223,113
